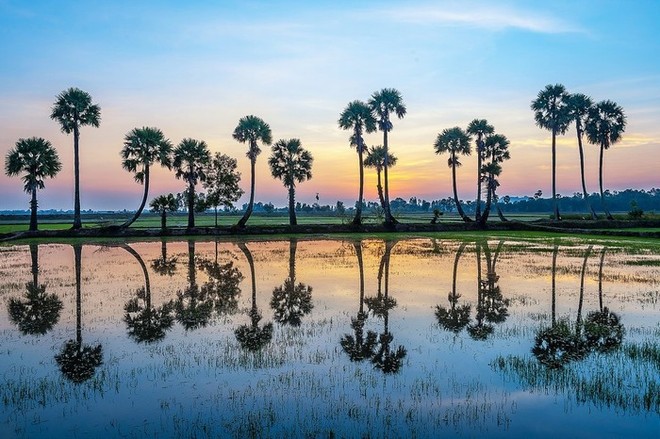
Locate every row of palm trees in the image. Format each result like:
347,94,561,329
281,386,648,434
531,84,627,220
5,84,627,231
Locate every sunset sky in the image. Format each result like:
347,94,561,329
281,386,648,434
1,0,658,211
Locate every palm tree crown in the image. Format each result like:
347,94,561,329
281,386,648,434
364,145,398,173
467,119,495,221
233,115,273,160
50,88,101,134
434,127,471,161
585,100,627,150
566,93,596,219
269,139,313,188
368,88,407,132
531,84,571,134
121,127,172,184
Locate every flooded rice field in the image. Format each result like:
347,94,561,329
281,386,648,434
0,237,659,438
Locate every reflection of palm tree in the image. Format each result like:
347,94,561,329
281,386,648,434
8,244,63,335
55,244,103,383
122,244,174,343
198,240,243,315
174,241,213,330
341,241,378,362
270,239,313,326
151,240,178,276
366,240,406,373
468,242,494,340
435,242,471,333
584,248,624,352
235,243,273,351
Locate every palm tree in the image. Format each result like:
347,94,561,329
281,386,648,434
233,115,272,227
585,100,627,220
202,152,243,227
270,239,313,326
566,93,597,219
531,84,570,221
339,100,377,225
268,138,313,226
480,133,510,223
198,241,243,316
466,119,494,222
5,137,61,231
174,240,214,330
50,88,101,230
368,88,407,225
363,145,397,211
151,240,178,276
435,243,471,333
119,127,173,228
172,138,211,228
433,127,472,222
149,194,179,231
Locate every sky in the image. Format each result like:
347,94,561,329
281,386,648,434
1,0,658,210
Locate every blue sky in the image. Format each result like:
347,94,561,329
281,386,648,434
1,0,658,210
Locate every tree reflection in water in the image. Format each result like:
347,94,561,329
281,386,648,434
174,240,214,330
270,239,313,327
8,244,63,336
122,244,174,343
198,239,243,316
234,243,272,351
435,242,470,333
341,241,378,362
55,244,103,384
151,240,178,277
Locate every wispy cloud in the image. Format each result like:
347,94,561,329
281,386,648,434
376,3,583,34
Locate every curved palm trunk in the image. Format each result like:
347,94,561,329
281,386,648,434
480,182,494,225
475,136,483,222
376,168,386,210
73,244,83,344
576,126,597,219
495,201,508,222
238,156,257,227
29,186,38,231
122,165,150,228
73,126,82,230
238,243,257,312
288,186,297,226
451,243,466,303
122,244,152,308
187,177,195,229
382,130,395,225
451,153,470,222
598,143,613,220
551,128,561,221
353,141,365,225
576,246,592,335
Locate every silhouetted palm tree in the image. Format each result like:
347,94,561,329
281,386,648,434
364,145,397,211
434,127,472,222
341,241,378,362
480,134,510,224
120,127,173,228
198,240,243,315
173,139,211,228
566,93,597,219
55,244,103,383
122,244,174,343
50,88,101,229
235,243,273,351
531,84,570,221
233,115,272,227
268,139,313,226
151,240,178,276
435,242,470,333
368,88,406,225
174,240,213,330
339,100,377,225
270,239,313,326
466,119,494,222
5,137,62,231
150,194,180,231
585,100,627,220
8,244,63,335
202,152,243,227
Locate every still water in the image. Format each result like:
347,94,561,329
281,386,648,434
0,237,658,438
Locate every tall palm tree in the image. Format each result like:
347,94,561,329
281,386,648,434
531,84,570,221
172,138,210,228
566,93,597,219
339,100,377,225
268,138,313,226
480,133,510,223
466,119,494,222
5,137,61,231
233,115,272,227
433,127,472,222
50,88,101,229
368,88,407,225
363,145,397,211
585,100,626,220
120,127,173,228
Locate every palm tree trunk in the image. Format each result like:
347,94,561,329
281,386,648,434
74,244,82,344
214,206,218,228
475,136,482,222
122,244,151,308
238,156,256,227
121,165,150,228
481,181,493,225
29,186,38,231
187,240,196,288
495,194,508,222
551,244,557,325
354,242,365,314
451,243,465,302
598,247,606,311
376,169,386,209
451,153,470,222
238,243,257,310
30,244,39,286
353,142,364,225
382,130,394,224
598,143,613,220
73,126,82,230
187,179,195,228
576,246,592,334
551,128,560,221
288,185,297,225
161,211,166,230
577,127,597,219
